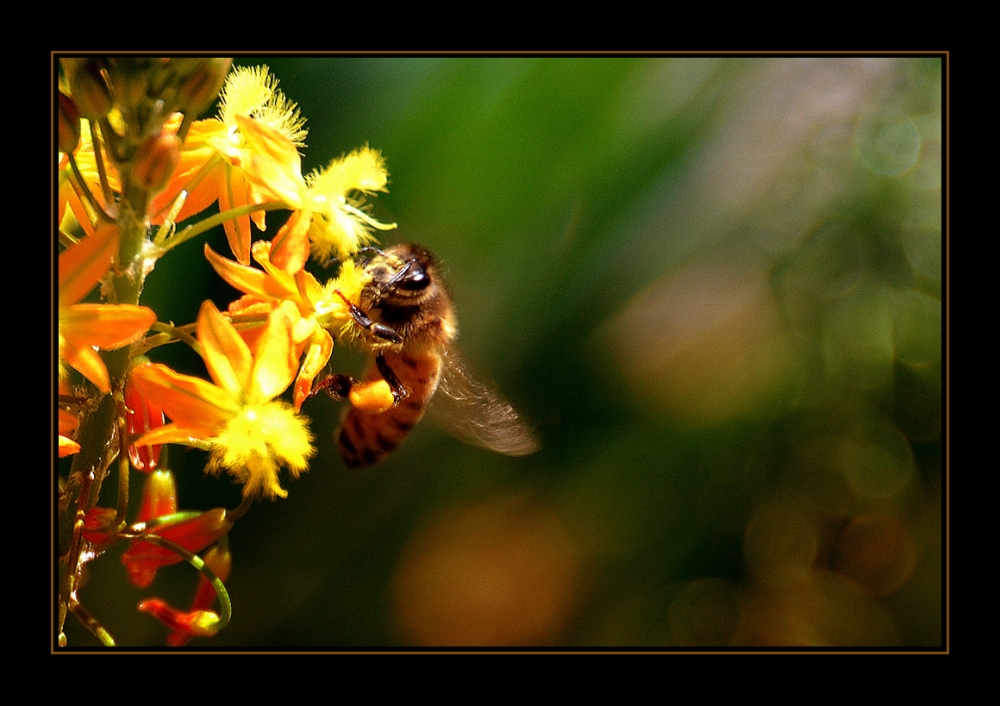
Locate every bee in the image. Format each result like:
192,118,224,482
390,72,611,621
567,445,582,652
311,243,539,468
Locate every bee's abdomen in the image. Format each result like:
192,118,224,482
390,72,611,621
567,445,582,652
338,350,442,468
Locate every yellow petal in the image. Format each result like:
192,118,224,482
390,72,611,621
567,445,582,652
269,208,311,273
249,303,297,401
59,435,82,457
235,114,306,208
218,169,254,265
204,244,296,301
197,300,252,395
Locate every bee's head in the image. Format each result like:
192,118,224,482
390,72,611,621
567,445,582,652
363,243,438,306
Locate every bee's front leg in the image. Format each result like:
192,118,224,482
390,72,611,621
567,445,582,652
334,290,403,344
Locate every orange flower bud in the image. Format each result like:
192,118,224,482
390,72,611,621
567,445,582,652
132,133,181,193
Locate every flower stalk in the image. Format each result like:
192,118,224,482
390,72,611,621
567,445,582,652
57,58,397,646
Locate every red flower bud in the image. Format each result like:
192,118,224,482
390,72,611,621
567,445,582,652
138,598,221,638
136,469,178,523
166,544,232,646
82,507,118,547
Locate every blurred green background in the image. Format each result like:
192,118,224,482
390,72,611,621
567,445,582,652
65,56,943,648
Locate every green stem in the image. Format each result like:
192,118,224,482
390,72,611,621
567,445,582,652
159,201,289,254
67,153,114,225
139,534,233,633
58,178,152,645
69,601,116,647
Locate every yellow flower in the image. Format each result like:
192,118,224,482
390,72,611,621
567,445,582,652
268,146,397,272
194,65,308,264
58,225,157,393
204,240,367,410
130,300,314,500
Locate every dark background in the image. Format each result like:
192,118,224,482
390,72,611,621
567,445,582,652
64,56,943,648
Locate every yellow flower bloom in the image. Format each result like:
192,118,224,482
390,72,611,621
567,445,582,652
193,65,308,264
130,300,314,500
268,146,397,272
58,225,157,393
204,240,368,410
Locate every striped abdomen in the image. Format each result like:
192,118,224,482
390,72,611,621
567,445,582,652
337,348,443,468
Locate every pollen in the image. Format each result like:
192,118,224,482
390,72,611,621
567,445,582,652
209,402,314,500
218,65,307,146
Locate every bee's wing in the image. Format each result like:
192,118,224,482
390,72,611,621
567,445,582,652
430,351,540,457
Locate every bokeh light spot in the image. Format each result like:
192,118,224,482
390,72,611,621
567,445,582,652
854,111,921,176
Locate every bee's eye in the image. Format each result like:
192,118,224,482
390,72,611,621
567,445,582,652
398,262,430,291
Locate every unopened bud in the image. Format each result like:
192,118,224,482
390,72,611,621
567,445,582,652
137,470,179,523
82,507,118,545
110,59,153,112
138,599,221,638
58,92,81,154
132,133,181,193
178,58,232,117
70,59,113,120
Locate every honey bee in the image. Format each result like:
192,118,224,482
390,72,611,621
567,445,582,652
311,243,539,468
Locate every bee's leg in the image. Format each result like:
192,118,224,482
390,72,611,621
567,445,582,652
334,290,403,344
307,373,357,401
375,353,409,403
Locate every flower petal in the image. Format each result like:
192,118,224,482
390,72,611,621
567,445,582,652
205,243,296,302
61,303,156,349
129,362,237,431
235,114,306,208
218,167,254,265
60,339,111,393
293,327,334,411
59,224,118,306
197,300,252,395
269,208,311,273
249,303,297,401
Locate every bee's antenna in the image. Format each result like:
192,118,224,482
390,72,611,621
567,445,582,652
355,246,388,263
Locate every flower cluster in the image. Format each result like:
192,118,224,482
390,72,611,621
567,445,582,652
57,58,397,646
